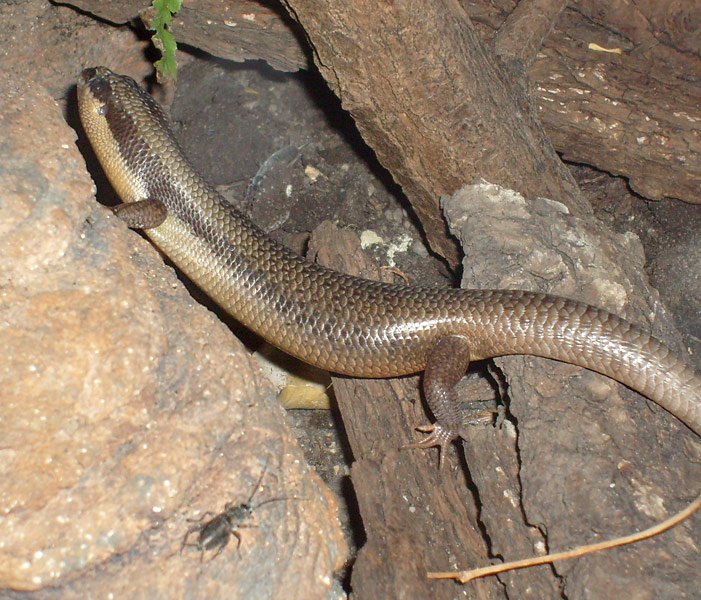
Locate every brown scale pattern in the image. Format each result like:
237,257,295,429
77,67,701,438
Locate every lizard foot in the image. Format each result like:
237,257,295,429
401,423,456,469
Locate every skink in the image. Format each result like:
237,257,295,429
77,67,701,456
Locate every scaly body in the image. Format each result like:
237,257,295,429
77,67,701,453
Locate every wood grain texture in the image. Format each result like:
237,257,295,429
308,221,504,600
66,0,699,203
283,0,584,264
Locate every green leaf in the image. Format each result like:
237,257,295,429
150,0,182,81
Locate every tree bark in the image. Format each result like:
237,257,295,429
284,1,700,597
66,0,701,205
283,0,583,265
308,222,506,600
492,0,567,67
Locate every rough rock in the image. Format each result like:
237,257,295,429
0,0,151,101
0,24,347,600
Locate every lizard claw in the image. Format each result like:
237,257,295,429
401,424,456,469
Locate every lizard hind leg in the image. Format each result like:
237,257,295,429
402,335,473,468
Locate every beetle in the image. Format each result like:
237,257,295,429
180,465,298,562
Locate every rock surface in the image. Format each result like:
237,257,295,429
0,5,347,597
